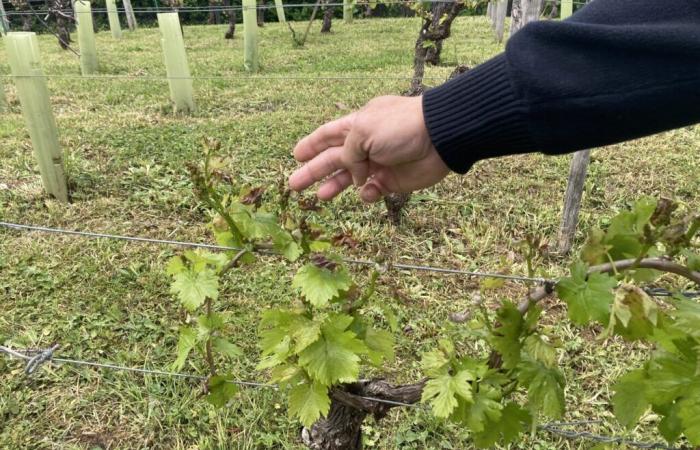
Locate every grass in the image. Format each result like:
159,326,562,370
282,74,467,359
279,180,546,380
1,14,699,450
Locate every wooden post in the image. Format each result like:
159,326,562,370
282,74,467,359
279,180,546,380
157,12,195,114
558,149,591,254
494,0,507,43
242,0,259,71
560,0,573,19
274,0,286,23
5,32,68,202
106,0,122,39
343,0,353,23
75,1,98,75
0,0,10,35
123,0,138,30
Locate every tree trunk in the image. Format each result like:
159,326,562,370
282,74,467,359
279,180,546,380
424,1,450,66
257,0,265,26
321,1,333,33
223,0,236,38
303,380,424,450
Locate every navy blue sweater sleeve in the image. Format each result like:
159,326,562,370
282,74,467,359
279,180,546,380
422,0,700,173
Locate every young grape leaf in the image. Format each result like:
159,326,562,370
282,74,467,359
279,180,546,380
517,357,565,419
292,317,322,354
645,353,698,405
170,268,219,311
166,256,186,275
523,334,556,368
206,375,239,408
297,315,368,385
421,370,474,418
460,385,503,433
421,349,450,377
682,249,700,272
612,369,649,429
292,263,352,307
172,326,198,371
288,380,331,427
472,402,531,448
212,337,243,359
489,302,524,369
363,326,395,365
678,395,700,445
656,402,683,443
580,228,610,265
556,262,617,326
670,296,700,340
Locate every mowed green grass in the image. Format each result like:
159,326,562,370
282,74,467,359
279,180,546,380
1,15,699,450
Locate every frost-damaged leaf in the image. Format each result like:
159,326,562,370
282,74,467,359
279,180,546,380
523,334,556,368
288,380,331,427
556,261,616,326
472,402,531,448
170,268,219,311
172,326,198,371
292,263,352,307
212,337,243,359
298,314,367,385
206,375,239,408
607,285,659,341
421,370,474,418
517,357,565,419
612,369,649,429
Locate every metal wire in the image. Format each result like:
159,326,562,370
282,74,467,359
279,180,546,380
540,423,684,450
0,73,444,82
0,221,552,284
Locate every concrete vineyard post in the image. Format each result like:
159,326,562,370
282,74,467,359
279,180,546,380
243,0,259,72
274,0,285,23
558,149,591,254
123,0,138,30
343,0,353,23
106,0,122,39
560,0,573,19
157,13,195,114
494,0,507,43
0,78,6,112
75,1,98,75
5,32,68,202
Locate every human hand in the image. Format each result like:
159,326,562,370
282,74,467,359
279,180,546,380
288,95,450,203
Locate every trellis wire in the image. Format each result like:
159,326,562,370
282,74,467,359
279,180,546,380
0,221,550,283
0,344,683,449
0,73,447,81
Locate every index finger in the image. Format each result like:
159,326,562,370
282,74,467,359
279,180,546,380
293,113,355,162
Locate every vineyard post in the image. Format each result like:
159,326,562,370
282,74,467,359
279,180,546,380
0,0,9,35
0,77,6,112
558,149,591,254
106,0,122,39
243,0,259,71
76,1,98,75
560,0,573,18
274,0,286,23
123,0,138,30
157,12,195,114
343,0,353,23
5,32,68,202
494,0,507,43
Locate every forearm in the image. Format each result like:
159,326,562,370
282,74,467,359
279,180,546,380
423,0,700,173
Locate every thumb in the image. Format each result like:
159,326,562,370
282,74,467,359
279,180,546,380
341,128,370,187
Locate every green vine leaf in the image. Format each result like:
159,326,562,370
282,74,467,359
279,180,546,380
292,263,352,307
523,334,556,368
421,370,474,418
556,262,617,326
288,380,331,427
458,385,503,433
173,326,198,371
170,268,219,311
206,375,239,408
471,402,531,448
517,357,565,419
678,395,700,445
363,326,395,366
297,314,368,385
212,337,243,359
489,301,524,369
606,285,659,341
612,369,649,430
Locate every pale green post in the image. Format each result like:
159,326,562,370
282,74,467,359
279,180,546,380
560,0,573,19
274,0,286,23
106,0,122,39
0,78,6,112
0,0,10,35
242,0,259,72
5,33,68,202
75,1,98,75
343,0,353,23
157,13,195,114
